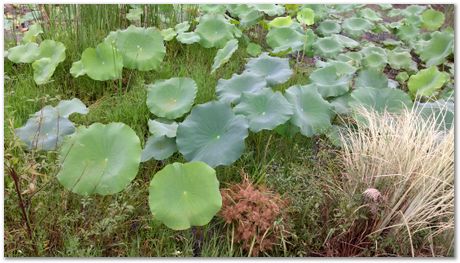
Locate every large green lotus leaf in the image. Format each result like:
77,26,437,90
32,58,56,85
388,47,417,71
355,69,388,89
161,28,177,41
313,36,344,58
146,77,197,119
421,9,445,31
285,85,334,137
417,31,453,67
107,26,165,71
81,42,123,81
332,34,359,49
359,7,382,22
309,66,351,98
330,93,352,115
176,101,249,167
211,39,238,74
175,21,191,34
195,14,235,48
268,16,293,28
70,60,86,78
149,162,221,230
216,72,267,104
266,26,305,54
22,23,43,43
416,100,454,130
7,42,40,63
148,119,178,138
244,53,293,86
350,87,413,115
56,98,89,118
407,66,449,98
15,106,76,151
141,135,177,162
57,122,141,195
297,7,315,25
251,4,285,16
246,42,262,57
317,20,341,36
342,17,373,38
234,89,293,132
176,32,201,44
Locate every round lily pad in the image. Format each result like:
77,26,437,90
195,14,235,48
81,42,123,81
148,162,222,230
244,53,293,86
297,7,315,25
313,36,344,58
266,26,305,54
234,89,293,132
211,39,238,74
317,20,341,36
141,135,177,162
176,101,249,167
146,77,197,119
216,72,267,104
285,85,335,137
342,17,373,38
408,66,449,98
57,122,141,195
421,9,445,31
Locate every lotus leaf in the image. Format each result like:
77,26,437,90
148,119,178,138
31,58,55,85
15,106,76,151
330,93,352,115
161,28,176,41
70,61,86,78
22,24,43,43
195,14,235,48
141,135,177,162
57,122,141,195
359,8,382,22
211,39,238,74
107,26,165,71
316,60,357,75
342,17,373,38
146,77,197,119
396,71,409,83
81,42,123,81
317,20,341,36
396,24,420,44
388,48,417,71
246,42,262,57
227,4,262,27
337,51,362,66
331,34,359,49
244,53,293,86
175,21,191,34
7,42,40,63
251,4,285,16
350,87,412,115
303,29,317,57
268,16,293,28
297,7,315,25
355,69,388,89
417,31,453,67
216,72,266,104
310,66,352,98
176,101,249,167
407,66,449,98
234,89,293,132
285,85,334,137
379,4,392,10
176,32,201,44
421,9,445,31
200,4,227,14
402,5,426,17
313,36,344,58
266,26,305,54
361,47,387,71
148,162,222,230
56,98,89,118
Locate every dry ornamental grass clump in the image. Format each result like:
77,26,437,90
220,174,290,256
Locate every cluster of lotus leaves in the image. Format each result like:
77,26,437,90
146,77,197,119
297,7,315,25
317,20,341,36
416,31,453,67
195,14,236,48
309,66,352,98
421,9,445,31
244,53,293,86
313,36,344,58
266,24,305,53
342,17,373,38
234,89,293,132
57,122,141,195
408,66,449,98
285,85,335,137
105,26,166,71
176,101,249,167
148,162,222,230
216,72,267,104
15,98,88,151
211,39,238,74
